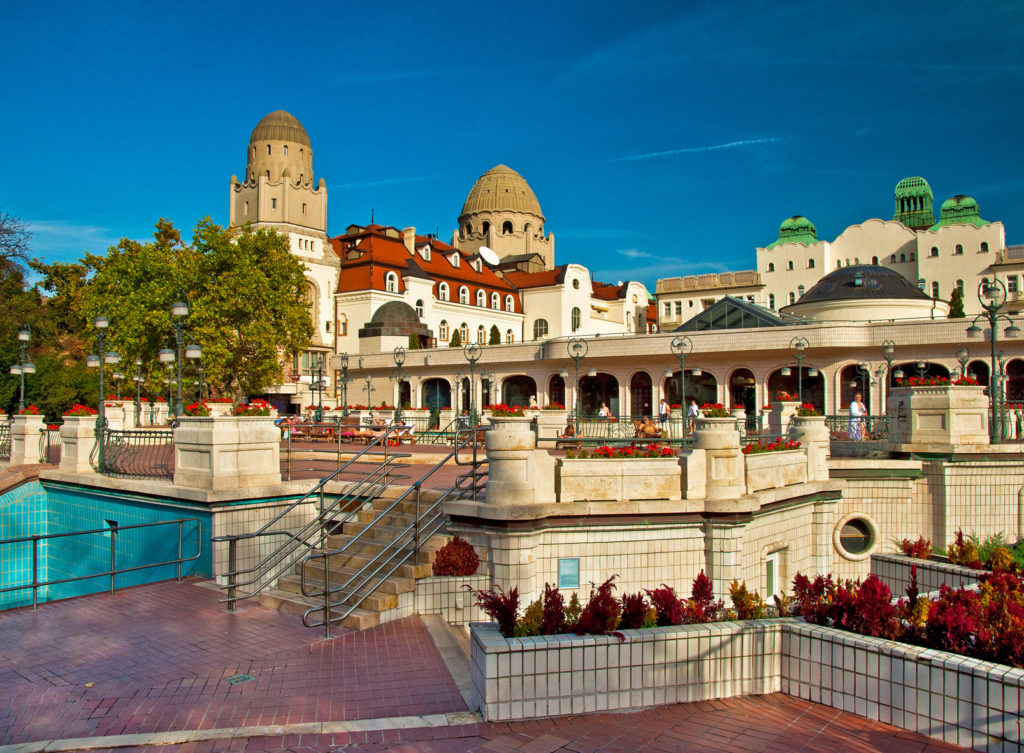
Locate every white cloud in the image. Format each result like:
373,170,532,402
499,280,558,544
618,248,653,259
26,219,121,259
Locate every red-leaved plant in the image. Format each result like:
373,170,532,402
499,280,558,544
645,584,685,626
432,536,480,576
469,584,519,637
541,583,567,635
618,592,650,630
899,536,932,560
685,571,723,623
573,576,622,635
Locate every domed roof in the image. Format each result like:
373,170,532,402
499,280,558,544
460,165,543,218
796,265,930,305
369,301,420,324
766,215,817,249
249,110,310,147
940,194,978,212
894,176,932,198
931,194,988,229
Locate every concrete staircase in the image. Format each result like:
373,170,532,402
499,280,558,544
258,487,447,631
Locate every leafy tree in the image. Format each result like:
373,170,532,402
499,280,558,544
449,328,462,347
489,324,501,345
948,288,966,318
0,211,31,271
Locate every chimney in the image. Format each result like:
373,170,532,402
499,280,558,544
402,227,416,255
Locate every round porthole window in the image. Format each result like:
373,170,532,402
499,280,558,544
833,513,878,561
572,279,580,289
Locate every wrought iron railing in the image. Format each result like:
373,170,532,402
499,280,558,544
825,414,895,456
94,426,175,480
0,418,11,461
0,517,201,609
39,424,62,464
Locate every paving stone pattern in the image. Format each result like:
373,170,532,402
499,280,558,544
0,580,971,752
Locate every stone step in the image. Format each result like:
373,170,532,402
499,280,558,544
275,574,401,612
294,561,416,595
257,589,381,631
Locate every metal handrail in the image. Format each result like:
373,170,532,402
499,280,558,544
213,425,411,610
0,517,201,609
300,426,489,635
0,417,12,461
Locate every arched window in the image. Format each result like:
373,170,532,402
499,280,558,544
438,282,449,301
571,307,581,332
476,290,486,307
930,247,938,257
909,252,915,261
460,323,469,343
788,292,795,305
482,221,490,234
955,244,964,255
900,254,906,262
502,221,514,234
533,319,549,340
385,271,398,293
477,325,486,343
415,299,424,317
787,260,794,270
981,242,989,253
459,286,470,304
465,222,472,236
807,259,815,269
890,254,896,263
769,293,775,309
439,320,449,341
505,295,514,312
491,292,500,309
872,256,878,265
768,263,775,272
506,329,514,344
932,281,940,299
837,261,842,269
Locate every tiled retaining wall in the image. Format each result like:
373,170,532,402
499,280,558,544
870,552,981,597
471,619,1024,750
415,574,491,625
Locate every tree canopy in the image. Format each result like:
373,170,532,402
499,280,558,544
948,288,966,318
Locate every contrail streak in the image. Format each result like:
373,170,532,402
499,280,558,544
615,138,782,161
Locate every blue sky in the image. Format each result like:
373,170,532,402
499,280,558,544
2,1,1023,289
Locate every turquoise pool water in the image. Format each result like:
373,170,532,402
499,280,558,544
0,480,212,610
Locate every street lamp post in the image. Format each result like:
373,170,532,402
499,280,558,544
788,337,810,403
158,348,175,414
567,338,588,431
954,347,971,380
363,375,375,411
185,344,202,402
850,361,873,404
463,343,481,425
132,358,143,425
339,353,350,416
170,300,189,417
393,347,406,423
10,325,35,412
967,278,1021,442
914,359,929,379
311,354,325,422
85,316,113,466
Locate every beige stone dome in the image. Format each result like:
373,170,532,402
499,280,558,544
249,110,310,147
461,165,543,218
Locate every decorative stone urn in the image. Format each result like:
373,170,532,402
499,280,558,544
768,401,800,436
692,417,743,500
887,385,989,447
59,416,98,474
669,407,684,438
173,415,281,490
788,414,829,481
9,414,45,465
484,416,555,505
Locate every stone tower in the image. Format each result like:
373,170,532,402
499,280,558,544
892,176,935,230
452,165,555,270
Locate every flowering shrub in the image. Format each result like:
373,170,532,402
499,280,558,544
574,576,622,636
63,404,97,417
207,398,232,403
470,584,519,638
729,580,768,620
894,375,962,387
155,396,167,402
566,444,675,459
20,404,42,415
700,402,729,418
377,402,395,409
542,402,565,410
947,528,982,569
234,398,272,416
796,402,818,417
185,401,211,417
669,404,682,409
776,390,798,402
485,403,525,417
618,591,653,630
432,536,480,576
899,536,932,560
741,437,801,454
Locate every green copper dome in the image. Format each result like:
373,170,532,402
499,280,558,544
766,215,817,249
893,176,935,229
930,195,989,229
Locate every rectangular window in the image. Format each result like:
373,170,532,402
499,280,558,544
663,302,670,317
271,198,277,210
1009,276,1019,293
674,301,682,315
766,551,780,598
557,558,580,589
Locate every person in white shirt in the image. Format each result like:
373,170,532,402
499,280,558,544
598,403,611,419
658,399,669,426
849,393,866,440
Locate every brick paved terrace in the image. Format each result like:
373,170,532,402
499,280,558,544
0,579,974,752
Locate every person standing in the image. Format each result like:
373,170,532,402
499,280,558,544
658,398,669,427
849,392,866,440
686,398,700,435
598,402,611,419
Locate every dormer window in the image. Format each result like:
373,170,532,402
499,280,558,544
450,253,460,268
491,291,500,309
419,245,431,261
438,282,450,302
385,271,399,293
459,286,470,304
505,295,515,313
476,290,486,307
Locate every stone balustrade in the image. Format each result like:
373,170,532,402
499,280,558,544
9,415,44,465
888,384,989,449
59,416,98,474
173,415,281,490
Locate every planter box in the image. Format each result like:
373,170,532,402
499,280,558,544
744,449,807,494
59,416,98,474
470,620,783,721
888,385,989,446
768,401,800,436
557,457,682,502
471,618,1024,750
206,402,234,417
415,574,491,625
173,415,281,490
870,552,982,597
535,409,569,439
9,415,44,465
